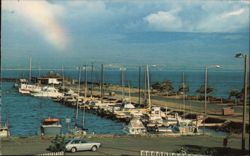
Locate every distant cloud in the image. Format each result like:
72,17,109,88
144,11,182,32
143,1,249,32
197,8,249,32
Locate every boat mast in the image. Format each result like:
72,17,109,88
38,65,41,77
128,81,131,104
144,66,147,106
84,64,87,98
101,64,104,103
90,63,93,98
182,72,186,119
138,66,141,105
121,66,125,99
75,66,82,123
62,65,64,89
82,102,85,129
29,57,32,83
146,65,151,109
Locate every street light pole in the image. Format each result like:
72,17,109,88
235,53,248,150
203,65,221,135
203,66,208,135
242,54,248,150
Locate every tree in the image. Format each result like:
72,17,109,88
196,85,214,100
196,85,214,94
48,135,66,152
151,80,174,94
228,89,242,105
178,82,189,93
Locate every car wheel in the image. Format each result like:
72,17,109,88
91,146,97,152
71,147,77,153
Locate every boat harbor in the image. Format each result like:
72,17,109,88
2,65,246,138
1,1,249,155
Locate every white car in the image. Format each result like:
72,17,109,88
65,138,101,153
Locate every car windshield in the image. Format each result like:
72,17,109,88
69,139,87,144
65,140,71,144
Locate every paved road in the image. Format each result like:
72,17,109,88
1,135,249,155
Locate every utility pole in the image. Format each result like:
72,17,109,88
242,54,248,150
235,53,248,150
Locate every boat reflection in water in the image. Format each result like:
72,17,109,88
40,117,62,136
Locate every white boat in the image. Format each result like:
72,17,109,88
157,126,174,133
126,117,147,135
172,118,199,134
147,106,164,126
0,124,10,137
19,83,41,94
31,86,63,98
40,117,62,136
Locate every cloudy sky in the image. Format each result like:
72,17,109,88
2,0,249,70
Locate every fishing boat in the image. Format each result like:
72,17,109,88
40,117,62,136
18,81,41,94
31,86,63,98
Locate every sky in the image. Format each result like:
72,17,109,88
1,0,250,71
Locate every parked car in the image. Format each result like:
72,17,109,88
65,138,101,153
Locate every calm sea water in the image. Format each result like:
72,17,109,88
2,69,244,98
1,82,125,136
1,70,244,136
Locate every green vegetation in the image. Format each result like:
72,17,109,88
48,135,66,152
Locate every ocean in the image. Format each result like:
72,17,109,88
2,69,244,98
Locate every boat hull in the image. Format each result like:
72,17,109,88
40,125,62,136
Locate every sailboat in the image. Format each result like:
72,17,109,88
70,65,87,136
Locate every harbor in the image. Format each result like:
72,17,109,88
1,0,249,155
1,67,249,137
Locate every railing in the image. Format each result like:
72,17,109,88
36,151,64,156
140,150,210,156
